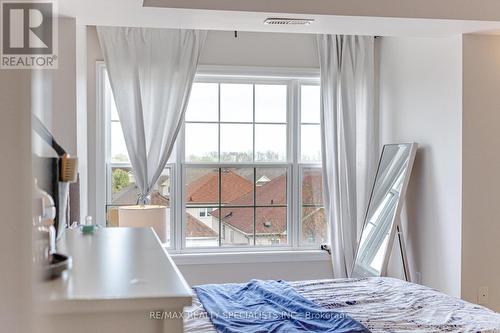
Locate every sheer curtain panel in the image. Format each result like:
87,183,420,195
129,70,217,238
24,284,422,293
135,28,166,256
317,35,376,278
97,27,207,204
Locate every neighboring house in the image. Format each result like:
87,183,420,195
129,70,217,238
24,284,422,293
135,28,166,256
109,169,326,246
186,169,254,204
210,172,327,246
185,169,253,229
185,213,218,247
107,183,171,227
211,174,287,246
111,171,171,206
110,183,171,207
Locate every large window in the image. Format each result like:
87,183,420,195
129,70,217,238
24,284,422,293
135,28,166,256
100,65,327,252
184,81,289,248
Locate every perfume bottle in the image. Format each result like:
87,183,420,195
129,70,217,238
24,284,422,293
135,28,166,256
81,215,97,234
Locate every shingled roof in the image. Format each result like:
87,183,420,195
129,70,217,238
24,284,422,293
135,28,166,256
211,175,287,235
112,184,171,206
186,213,218,238
210,171,325,238
186,169,253,205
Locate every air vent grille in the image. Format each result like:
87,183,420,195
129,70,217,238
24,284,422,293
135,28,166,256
264,17,314,26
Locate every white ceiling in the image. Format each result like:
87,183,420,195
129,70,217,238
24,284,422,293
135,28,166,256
59,0,500,37
143,0,500,22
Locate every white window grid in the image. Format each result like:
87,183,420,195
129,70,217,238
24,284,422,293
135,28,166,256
97,63,324,253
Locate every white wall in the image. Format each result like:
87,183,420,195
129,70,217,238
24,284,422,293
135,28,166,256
86,25,104,226
378,36,463,297
33,18,88,223
30,18,89,331
178,259,332,285
51,18,77,155
32,18,77,155
76,23,88,223
200,30,318,68
462,34,500,311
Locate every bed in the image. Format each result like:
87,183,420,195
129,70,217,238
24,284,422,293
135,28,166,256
184,277,500,333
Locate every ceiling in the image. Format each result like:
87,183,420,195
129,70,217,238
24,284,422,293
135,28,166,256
59,0,500,37
143,0,500,22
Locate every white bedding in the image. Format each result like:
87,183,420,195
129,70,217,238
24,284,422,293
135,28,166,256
184,277,500,333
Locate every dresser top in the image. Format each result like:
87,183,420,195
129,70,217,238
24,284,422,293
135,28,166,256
39,227,192,313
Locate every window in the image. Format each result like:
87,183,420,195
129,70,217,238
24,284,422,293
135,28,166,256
184,80,289,248
99,64,326,252
102,70,173,246
185,83,287,163
199,208,212,218
185,166,288,248
298,85,326,246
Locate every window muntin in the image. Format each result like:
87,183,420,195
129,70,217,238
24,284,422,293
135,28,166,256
184,166,289,248
184,82,288,164
101,66,327,252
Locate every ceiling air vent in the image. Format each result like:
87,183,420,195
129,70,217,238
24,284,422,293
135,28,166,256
264,17,314,26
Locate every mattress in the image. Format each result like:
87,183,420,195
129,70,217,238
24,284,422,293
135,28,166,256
184,277,500,333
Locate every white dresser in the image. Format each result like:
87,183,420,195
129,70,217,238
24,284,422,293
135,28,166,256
37,227,192,333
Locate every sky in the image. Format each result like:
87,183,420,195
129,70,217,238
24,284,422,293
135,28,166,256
107,80,322,164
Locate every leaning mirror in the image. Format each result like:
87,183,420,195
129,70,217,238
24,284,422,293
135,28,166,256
352,143,417,279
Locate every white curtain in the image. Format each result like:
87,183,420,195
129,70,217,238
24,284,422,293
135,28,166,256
317,35,377,278
97,27,206,204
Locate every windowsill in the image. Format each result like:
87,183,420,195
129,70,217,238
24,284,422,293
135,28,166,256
169,249,330,266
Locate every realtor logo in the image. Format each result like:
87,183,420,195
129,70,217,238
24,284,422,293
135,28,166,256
1,0,57,68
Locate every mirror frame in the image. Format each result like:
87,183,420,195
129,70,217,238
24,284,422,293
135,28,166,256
351,142,418,279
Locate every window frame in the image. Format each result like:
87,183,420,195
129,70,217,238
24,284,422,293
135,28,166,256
184,76,290,164
181,164,292,252
97,63,325,254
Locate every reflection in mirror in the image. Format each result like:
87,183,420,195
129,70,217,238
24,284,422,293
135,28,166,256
352,143,417,278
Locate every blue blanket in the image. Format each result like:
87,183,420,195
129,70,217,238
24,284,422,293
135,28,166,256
194,279,370,333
